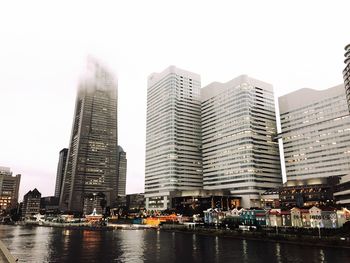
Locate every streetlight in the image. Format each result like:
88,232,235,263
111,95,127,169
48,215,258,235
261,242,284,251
318,222,321,239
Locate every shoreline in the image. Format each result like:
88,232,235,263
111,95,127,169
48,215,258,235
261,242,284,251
159,225,350,249
3,222,350,249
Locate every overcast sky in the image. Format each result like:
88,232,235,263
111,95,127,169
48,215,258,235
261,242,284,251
0,1,349,200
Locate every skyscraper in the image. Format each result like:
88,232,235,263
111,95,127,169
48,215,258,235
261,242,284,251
54,148,68,199
59,59,118,213
335,44,350,208
145,66,202,210
279,85,350,183
344,43,350,111
117,146,127,197
201,75,281,208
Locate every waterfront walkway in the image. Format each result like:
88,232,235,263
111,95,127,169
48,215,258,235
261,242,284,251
0,240,17,263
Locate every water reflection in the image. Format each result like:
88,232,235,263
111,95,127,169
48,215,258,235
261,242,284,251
319,249,325,263
1,225,350,263
275,243,281,263
242,239,248,262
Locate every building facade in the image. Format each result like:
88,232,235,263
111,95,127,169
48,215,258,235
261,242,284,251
0,166,21,211
335,44,350,208
54,148,68,198
279,85,350,183
117,146,127,197
59,59,119,213
22,188,41,219
145,66,202,210
201,75,281,208
344,43,350,112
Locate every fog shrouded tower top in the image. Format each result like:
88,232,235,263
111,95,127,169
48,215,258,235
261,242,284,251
59,58,118,213
344,44,350,112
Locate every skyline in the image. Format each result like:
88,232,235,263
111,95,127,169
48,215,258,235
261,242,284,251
1,1,350,200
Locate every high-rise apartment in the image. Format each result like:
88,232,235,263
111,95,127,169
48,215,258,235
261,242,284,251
117,146,127,197
344,44,350,111
145,66,202,210
59,59,118,213
54,148,68,198
0,166,21,210
279,85,350,183
201,75,281,208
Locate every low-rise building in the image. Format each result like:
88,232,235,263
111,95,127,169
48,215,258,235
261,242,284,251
83,192,106,215
336,208,350,227
290,207,310,227
203,208,226,224
267,209,282,226
126,193,145,211
22,188,41,220
240,209,267,226
172,190,240,216
40,196,59,215
280,211,292,227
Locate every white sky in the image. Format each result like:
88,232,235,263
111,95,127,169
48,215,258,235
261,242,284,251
0,1,349,200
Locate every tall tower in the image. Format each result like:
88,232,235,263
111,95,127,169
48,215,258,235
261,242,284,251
117,146,127,197
344,44,350,112
59,59,118,213
201,75,281,208
54,148,68,198
145,66,202,210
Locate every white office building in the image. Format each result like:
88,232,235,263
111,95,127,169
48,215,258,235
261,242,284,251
279,85,350,183
201,75,281,208
145,66,202,210
344,43,350,112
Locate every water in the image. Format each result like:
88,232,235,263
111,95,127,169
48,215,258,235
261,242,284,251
1,225,350,262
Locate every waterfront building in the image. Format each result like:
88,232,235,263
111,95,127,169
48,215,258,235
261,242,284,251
279,177,338,208
117,146,127,197
126,193,145,211
201,75,281,208
83,192,106,215
240,209,267,226
334,46,350,208
40,196,59,215
337,208,350,227
22,188,41,220
115,195,127,208
59,59,119,213
260,189,280,209
203,208,226,224
334,179,350,208
261,177,338,209
280,211,292,226
54,148,68,199
290,207,305,227
309,206,338,228
266,209,291,227
171,190,240,215
279,85,350,183
267,209,282,226
0,166,21,211
344,43,350,111
145,66,202,210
